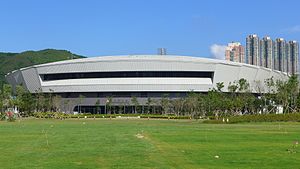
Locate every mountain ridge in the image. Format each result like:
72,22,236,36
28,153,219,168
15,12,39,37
0,49,86,85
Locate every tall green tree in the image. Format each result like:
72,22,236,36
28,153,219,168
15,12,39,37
2,84,13,111
14,85,36,115
20,91,36,115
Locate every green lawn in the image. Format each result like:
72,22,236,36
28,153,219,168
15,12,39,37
1,119,300,169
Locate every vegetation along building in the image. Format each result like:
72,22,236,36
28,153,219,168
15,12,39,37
6,55,289,114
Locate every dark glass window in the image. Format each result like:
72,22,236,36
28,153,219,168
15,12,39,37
41,71,214,81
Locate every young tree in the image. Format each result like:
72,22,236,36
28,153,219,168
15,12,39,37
35,88,44,112
160,94,170,115
275,75,299,113
228,82,238,94
52,95,62,112
131,96,139,114
254,80,266,114
105,96,113,114
77,94,85,113
216,82,224,92
185,92,198,118
95,99,101,114
264,77,277,113
237,78,253,114
0,88,3,113
197,93,208,117
20,91,36,115
14,85,26,113
238,78,250,92
264,76,276,94
42,93,51,112
118,105,124,114
12,85,36,115
207,89,224,118
151,99,159,114
286,75,299,113
68,100,75,114
172,98,185,116
48,89,54,111
227,81,241,114
254,80,264,94
146,97,152,114
275,79,289,113
63,99,70,113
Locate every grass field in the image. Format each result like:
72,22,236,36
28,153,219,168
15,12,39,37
1,119,300,169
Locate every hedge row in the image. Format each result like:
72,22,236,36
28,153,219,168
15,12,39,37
230,114,300,123
204,113,300,124
32,112,190,119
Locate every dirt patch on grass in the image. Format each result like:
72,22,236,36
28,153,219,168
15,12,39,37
135,133,145,139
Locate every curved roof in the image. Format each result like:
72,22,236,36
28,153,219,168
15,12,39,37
6,55,289,93
13,55,268,70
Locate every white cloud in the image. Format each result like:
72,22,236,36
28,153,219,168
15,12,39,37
210,44,226,60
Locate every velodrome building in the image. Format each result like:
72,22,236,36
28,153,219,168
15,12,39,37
6,55,289,114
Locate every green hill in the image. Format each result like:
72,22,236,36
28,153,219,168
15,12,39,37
0,49,86,85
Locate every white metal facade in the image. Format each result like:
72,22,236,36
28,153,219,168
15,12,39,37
6,55,289,94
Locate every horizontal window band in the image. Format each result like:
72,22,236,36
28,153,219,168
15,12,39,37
40,71,214,81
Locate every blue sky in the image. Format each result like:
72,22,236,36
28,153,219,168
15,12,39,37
1,0,300,58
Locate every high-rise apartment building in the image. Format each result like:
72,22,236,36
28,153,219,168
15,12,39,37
259,36,273,68
246,34,259,65
286,42,291,73
225,42,245,63
274,38,286,72
224,35,298,74
287,41,299,74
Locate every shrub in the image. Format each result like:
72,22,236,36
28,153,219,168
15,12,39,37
32,112,191,120
203,113,300,124
68,113,190,119
33,112,68,119
139,114,190,119
0,112,5,121
5,111,16,122
230,114,300,123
